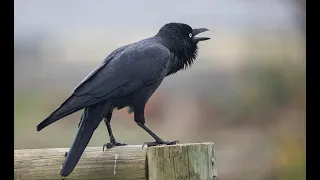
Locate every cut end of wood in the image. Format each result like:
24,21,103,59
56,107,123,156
147,142,217,180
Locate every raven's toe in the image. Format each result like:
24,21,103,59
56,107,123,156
103,141,127,151
142,140,179,149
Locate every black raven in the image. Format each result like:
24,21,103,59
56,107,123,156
36,22,210,177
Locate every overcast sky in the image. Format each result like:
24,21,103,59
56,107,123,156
14,0,302,37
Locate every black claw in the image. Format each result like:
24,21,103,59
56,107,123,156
103,144,106,152
142,140,179,149
103,143,113,152
142,142,148,149
103,141,127,152
64,152,68,157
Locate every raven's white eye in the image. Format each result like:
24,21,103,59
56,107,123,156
189,33,192,38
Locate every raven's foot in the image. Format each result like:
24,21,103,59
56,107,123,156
103,140,127,151
142,140,179,149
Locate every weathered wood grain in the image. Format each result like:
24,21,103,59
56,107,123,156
14,145,147,180
147,142,217,180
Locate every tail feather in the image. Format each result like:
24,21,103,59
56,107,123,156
60,100,109,177
37,95,92,131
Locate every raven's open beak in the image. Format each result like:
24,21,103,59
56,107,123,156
192,28,210,43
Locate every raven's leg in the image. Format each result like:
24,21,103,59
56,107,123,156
134,108,179,147
103,107,127,151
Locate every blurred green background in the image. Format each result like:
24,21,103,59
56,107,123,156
14,0,305,180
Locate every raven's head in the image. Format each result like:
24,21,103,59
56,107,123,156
156,22,210,75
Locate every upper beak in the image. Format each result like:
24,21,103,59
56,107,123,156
192,28,210,42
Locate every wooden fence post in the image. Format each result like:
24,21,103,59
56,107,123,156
14,142,217,180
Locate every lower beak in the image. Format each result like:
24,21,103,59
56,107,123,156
192,28,210,42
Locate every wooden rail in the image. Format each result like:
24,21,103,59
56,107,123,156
14,142,218,180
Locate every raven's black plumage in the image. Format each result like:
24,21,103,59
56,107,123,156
61,100,109,175
36,22,210,177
